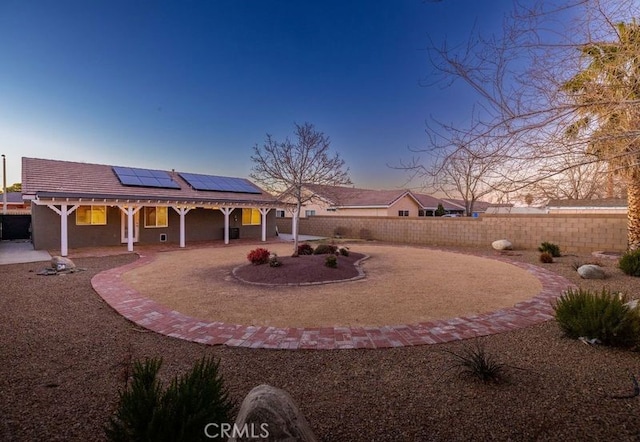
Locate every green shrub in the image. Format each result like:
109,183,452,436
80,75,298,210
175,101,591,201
619,249,640,277
325,255,338,268
553,288,640,347
106,356,234,442
247,247,270,265
539,252,553,263
313,244,338,255
297,243,314,255
338,246,350,257
538,242,561,257
444,340,505,383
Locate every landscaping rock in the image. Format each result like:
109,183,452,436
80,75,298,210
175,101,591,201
577,264,606,279
51,256,76,271
624,299,639,311
491,239,513,251
229,384,318,442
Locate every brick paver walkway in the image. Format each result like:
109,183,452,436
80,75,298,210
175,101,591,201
92,249,575,350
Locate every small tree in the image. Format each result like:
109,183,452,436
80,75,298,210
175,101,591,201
250,122,351,255
435,203,446,217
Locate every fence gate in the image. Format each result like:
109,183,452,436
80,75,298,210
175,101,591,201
0,215,31,240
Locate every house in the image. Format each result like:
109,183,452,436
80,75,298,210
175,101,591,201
546,198,627,214
276,184,483,218
0,192,32,240
22,157,282,256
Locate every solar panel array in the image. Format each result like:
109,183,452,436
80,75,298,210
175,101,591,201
112,166,181,189
178,172,262,194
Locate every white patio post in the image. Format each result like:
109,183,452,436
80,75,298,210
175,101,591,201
259,208,270,242
47,204,79,257
124,206,142,252
220,207,233,244
171,206,191,248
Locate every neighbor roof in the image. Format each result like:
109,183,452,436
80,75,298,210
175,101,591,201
22,157,278,206
547,198,628,208
302,184,414,208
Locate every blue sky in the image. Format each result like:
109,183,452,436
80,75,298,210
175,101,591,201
0,0,514,189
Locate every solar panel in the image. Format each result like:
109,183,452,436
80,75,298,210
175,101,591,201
178,172,262,194
112,166,181,189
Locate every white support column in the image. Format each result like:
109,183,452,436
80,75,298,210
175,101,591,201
219,207,234,245
259,208,270,242
119,206,142,252
47,204,79,257
171,206,192,248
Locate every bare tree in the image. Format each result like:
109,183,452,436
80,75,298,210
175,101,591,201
250,122,351,255
411,0,640,249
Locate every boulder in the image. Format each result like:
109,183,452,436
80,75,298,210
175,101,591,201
491,239,513,251
577,264,606,279
229,384,318,442
51,256,76,271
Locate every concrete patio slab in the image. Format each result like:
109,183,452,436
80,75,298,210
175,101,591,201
0,241,51,265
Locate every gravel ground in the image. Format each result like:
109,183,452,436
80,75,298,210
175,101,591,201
1,245,639,441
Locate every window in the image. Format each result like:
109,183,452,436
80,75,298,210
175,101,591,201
305,210,316,217
144,206,168,228
326,208,337,212
76,205,107,225
398,210,409,217
276,210,286,218
418,209,434,217
242,208,261,225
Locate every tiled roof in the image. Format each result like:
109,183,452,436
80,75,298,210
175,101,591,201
302,184,412,207
22,157,277,204
1,192,24,204
547,198,627,208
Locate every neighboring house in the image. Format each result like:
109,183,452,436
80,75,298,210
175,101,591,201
0,192,30,214
276,184,486,218
22,157,281,256
546,198,628,214
484,204,548,214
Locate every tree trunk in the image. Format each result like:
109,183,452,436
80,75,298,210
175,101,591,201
291,204,301,257
626,176,640,251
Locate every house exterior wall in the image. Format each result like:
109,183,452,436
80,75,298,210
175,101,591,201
31,204,277,250
387,195,421,217
276,213,628,253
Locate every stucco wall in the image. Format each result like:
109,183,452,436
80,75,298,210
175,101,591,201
275,214,628,253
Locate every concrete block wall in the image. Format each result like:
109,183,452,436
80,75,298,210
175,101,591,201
275,214,628,253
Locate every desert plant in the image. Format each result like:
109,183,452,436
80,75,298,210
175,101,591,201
313,244,338,255
247,247,270,265
325,255,338,268
553,288,640,347
338,246,350,257
106,356,234,442
539,252,554,263
619,249,640,277
269,253,282,267
443,340,505,383
538,242,561,257
297,243,314,255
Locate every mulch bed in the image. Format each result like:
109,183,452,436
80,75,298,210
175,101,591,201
233,252,366,285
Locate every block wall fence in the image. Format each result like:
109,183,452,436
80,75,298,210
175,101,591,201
275,214,628,253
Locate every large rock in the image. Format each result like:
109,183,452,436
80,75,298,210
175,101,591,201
491,239,513,251
577,264,606,279
51,256,76,271
229,384,318,442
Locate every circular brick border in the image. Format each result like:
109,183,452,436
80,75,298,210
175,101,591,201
91,248,576,350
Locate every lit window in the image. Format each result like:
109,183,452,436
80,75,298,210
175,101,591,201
305,210,316,217
398,210,409,217
276,210,286,218
144,207,168,228
242,208,261,225
76,205,107,225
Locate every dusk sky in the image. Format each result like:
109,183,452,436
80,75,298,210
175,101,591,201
1,0,515,189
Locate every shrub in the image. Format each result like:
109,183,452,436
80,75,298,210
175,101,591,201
313,244,338,255
269,253,282,267
338,246,350,257
539,252,554,263
619,249,640,277
325,255,338,268
297,243,314,256
553,288,640,347
106,356,234,442
538,242,561,257
444,340,505,383
247,248,270,265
